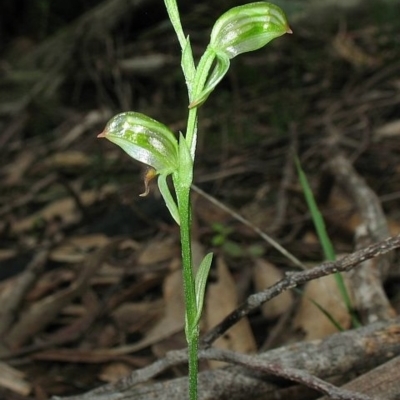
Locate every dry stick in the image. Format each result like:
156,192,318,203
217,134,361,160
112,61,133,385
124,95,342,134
56,236,400,400
317,354,400,400
266,124,298,234
191,184,306,270
326,148,394,323
326,150,391,274
57,316,400,400
200,233,400,347
55,217,399,396
198,348,373,400
0,173,57,217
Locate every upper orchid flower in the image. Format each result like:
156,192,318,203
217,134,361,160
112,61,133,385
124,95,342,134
210,2,292,59
190,2,291,108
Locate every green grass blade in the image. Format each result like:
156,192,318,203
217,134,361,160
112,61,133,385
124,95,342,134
295,157,335,260
295,157,360,327
308,298,344,331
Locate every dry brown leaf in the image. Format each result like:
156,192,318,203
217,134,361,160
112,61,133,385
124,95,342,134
2,150,35,186
293,273,353,340
42,151,91,169
104,260,185,355
327,189,361,234
302,231,320,245
11,185,117,233
0,362,31,396
206,257,256,368
0,248,16,261
26,268,75,301
332,32,380,68
194,193,231,225
137,236,178,265
101,241,206,355
58,109,112,149
3,243,117,349
375,120,400,139
50,234,111,263
98,362,132,383
149,242,211,358
240,195,275,233
41,242,206,358
388,219,400,236
112,301,164,334
326,188,400,237
150,240,207,358
146,265,185,340
253,259,293,320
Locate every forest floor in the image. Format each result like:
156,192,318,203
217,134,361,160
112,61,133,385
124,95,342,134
1,1,400,399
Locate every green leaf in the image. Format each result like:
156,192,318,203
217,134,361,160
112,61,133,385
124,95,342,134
189,51,230,109
157,174,180,225
164,0,186,50
210,2,291,59
177,133,193,189
182,36,196,95
98,112,179,175
194,252,213,325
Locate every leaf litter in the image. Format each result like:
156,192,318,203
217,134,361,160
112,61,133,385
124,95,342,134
1,1,400,399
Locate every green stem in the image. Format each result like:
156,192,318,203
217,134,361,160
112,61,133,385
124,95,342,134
187,329,199,400
186,48,216,158
174,179,198,400
178,46,217,400
164,0,186,50
165,7,218,399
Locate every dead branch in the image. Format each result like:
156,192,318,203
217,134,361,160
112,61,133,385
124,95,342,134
327,148,394,323
318,355,400,400
198,349,373,400
191,184,307,270
54,316,400,400
201,234,400,347
326,150,391,275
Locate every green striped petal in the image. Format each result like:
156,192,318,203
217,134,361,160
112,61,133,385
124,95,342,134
98,112,179,175
210,2,291,59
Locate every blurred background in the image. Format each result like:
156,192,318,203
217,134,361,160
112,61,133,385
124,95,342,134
0,0,400,398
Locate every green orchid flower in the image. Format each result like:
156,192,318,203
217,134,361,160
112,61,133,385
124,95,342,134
210,2,292,59
190,2,292,108
98,112,179,173
98,112,181,224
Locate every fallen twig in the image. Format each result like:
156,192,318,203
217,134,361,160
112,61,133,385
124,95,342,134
201,234,400,347
327,148,394,322
55,316,400,400
198,348,373,400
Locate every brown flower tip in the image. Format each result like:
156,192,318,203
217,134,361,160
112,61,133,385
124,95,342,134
139,167,158,197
